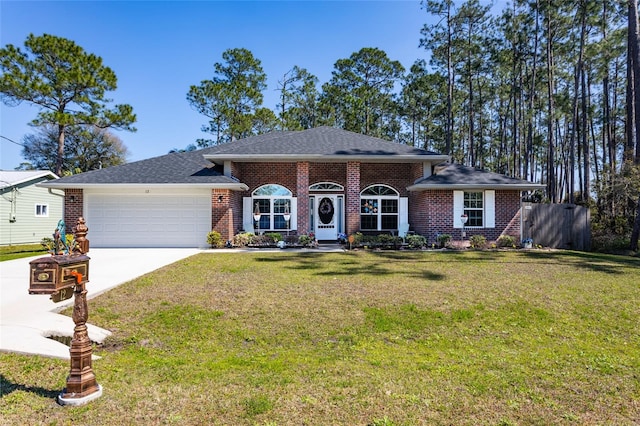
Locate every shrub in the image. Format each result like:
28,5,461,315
437,234,452,247
264,232,282,243
41,235,75,254
376,233,400,247
233,232,254,247
252,234,275,246
298,234,315,247
406,234,426,249
496,235,516,248
40,237,54,252
207,230,224,248
469,234,487,249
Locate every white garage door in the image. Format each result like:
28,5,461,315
86,191,211,248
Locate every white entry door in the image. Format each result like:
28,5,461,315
314,195,340,240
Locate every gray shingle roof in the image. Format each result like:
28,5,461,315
41,127,449,188
41,149,244,188
408,163,544,190
202,126,447,161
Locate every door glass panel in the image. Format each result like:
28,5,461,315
318,197,335,225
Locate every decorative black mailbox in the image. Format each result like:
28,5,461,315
29,255,90,302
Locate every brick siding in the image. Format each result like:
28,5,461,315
64,189,84,234
411,189,522,244
215,162,523,243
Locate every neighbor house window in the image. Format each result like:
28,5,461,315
35,204,48,217
252,184,292,231
360,185,399,231
464,192,484,227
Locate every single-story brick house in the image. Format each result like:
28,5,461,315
40,127,543,248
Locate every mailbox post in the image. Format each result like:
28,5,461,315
28,219,102,406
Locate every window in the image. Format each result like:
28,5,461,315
35,204,48,217
453,190,495,229
252,185,293,231
464,192,484,227
360,185,399,231
310,182,344,192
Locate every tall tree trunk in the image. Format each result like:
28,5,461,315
581,64,590,203
446,2,454,158
56,124,65,177
630,0,640,250
633,0,640,163
546,4,557,203
526,0,540,182
468,45,475,167
568,2,587,204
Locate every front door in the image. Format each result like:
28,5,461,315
314,195,340,240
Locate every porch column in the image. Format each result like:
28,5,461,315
296,162,309,235
346,161,360,235
212,189,232,241
64,189,84,234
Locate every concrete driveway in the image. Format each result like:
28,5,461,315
0,248,200,359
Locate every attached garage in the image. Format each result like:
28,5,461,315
85,188,212,248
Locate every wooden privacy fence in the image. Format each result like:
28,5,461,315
521,203,591,251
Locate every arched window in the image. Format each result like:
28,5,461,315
309,182,344,192
360,185,399,231
252,185,293,231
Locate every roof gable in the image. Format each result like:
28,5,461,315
0,170,58,190
202,127,447,162
408,163,544,190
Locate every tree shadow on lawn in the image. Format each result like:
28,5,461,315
519,250,640,275
253,251,447,281
0,374,60,400
252,249,640,278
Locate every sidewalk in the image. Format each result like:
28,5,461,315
0,249,200,359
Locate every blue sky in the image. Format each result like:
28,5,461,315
1,1,435,171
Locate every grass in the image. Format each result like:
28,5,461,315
1,250,639,425
0,244,47,262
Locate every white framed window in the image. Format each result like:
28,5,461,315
453,190,495,228
360,185,399,231
246,184,296,232
464,192,484,227
35,204,49,217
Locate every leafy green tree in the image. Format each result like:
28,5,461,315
187,48,267,145
187,79,227,147
421,0,455,156
251,107,279,135
321,47,405,138
400,61,447,150
0,33,136,176
21,125,128,174
277,66,320,130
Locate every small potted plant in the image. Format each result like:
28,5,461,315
522,238,533,249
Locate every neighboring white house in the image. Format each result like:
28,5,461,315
0,170,62,246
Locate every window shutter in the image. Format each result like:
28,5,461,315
485,190,495,228
290,198,298,231
243,197,254,232
453,191,464,228
399,197,409,235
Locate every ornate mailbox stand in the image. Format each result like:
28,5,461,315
28,219,102,406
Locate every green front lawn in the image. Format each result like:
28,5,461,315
1,250,639,425
0,244,47,262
